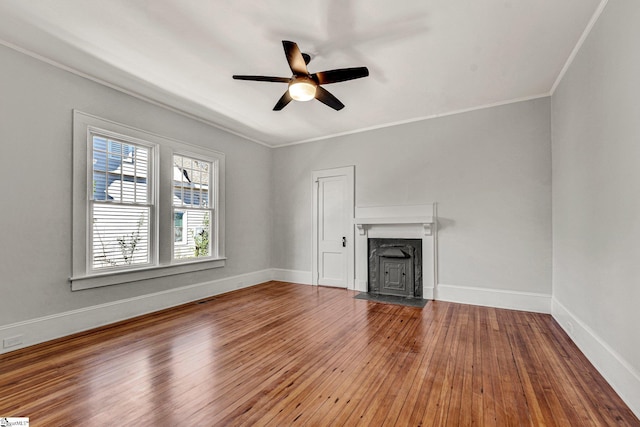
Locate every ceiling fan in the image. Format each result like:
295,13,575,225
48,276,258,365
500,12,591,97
233,40,369,111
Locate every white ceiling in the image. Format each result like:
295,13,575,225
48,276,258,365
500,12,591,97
0,0,602,147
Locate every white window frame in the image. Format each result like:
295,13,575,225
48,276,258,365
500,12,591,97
171,152,218,262
71,111,226,291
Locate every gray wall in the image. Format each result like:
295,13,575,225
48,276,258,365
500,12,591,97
552,0,640,380
273,98,552,295
0,44,272,325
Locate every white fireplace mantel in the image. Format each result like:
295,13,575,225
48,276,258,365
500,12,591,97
353,216,434,236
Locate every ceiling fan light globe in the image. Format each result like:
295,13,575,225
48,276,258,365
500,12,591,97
289,80,316,101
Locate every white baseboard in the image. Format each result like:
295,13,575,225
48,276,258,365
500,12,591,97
552,298,640,419
435,283,551,313
0,269,272,355
423,287,434,300
355,279,367,292
271,269,312,285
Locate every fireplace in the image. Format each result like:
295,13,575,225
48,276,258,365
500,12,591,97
368,238,422,298
353,204,437,300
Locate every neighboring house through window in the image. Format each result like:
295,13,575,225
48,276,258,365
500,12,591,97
71,111,226,290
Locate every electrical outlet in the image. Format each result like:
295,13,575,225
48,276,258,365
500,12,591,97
3,335,23,349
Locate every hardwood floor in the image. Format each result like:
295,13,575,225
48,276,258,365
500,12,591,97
1,281,638,426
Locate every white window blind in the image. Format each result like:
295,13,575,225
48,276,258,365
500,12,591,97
90,135,153,270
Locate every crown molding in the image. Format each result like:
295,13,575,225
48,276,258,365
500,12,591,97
550,0,609,95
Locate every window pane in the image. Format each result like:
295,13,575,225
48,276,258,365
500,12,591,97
133,146,149,204
106,172,122,201
92,204,150,269
121,178,136,203
191,170,201,185
182,187,193,207
173,154,212,208
93,150,107,172
93,172,107,200
108,139,122,154
201,188,209,208
173,186,183,206
174,211,185,243
173,209,211,259
93,139,149,204
93,136,107,152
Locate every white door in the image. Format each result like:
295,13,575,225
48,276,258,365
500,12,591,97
312,167,354,288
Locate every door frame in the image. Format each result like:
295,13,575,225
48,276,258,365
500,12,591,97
311,166,355,288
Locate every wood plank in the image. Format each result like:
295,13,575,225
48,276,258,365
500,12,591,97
257,307,394,425
0,281,638,427
478,307,498,427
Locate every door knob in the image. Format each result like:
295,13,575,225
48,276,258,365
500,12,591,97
342,236,346,247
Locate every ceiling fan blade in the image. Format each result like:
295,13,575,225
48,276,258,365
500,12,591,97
315,86,345,111
312,67,370,85
273,90,293,111
233,75,290,83
282,40,309,75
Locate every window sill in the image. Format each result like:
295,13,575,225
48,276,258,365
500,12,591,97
70,258,226,291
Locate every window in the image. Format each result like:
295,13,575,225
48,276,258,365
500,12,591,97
172,154,215,260
90,134,154,270
72,111,225,290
